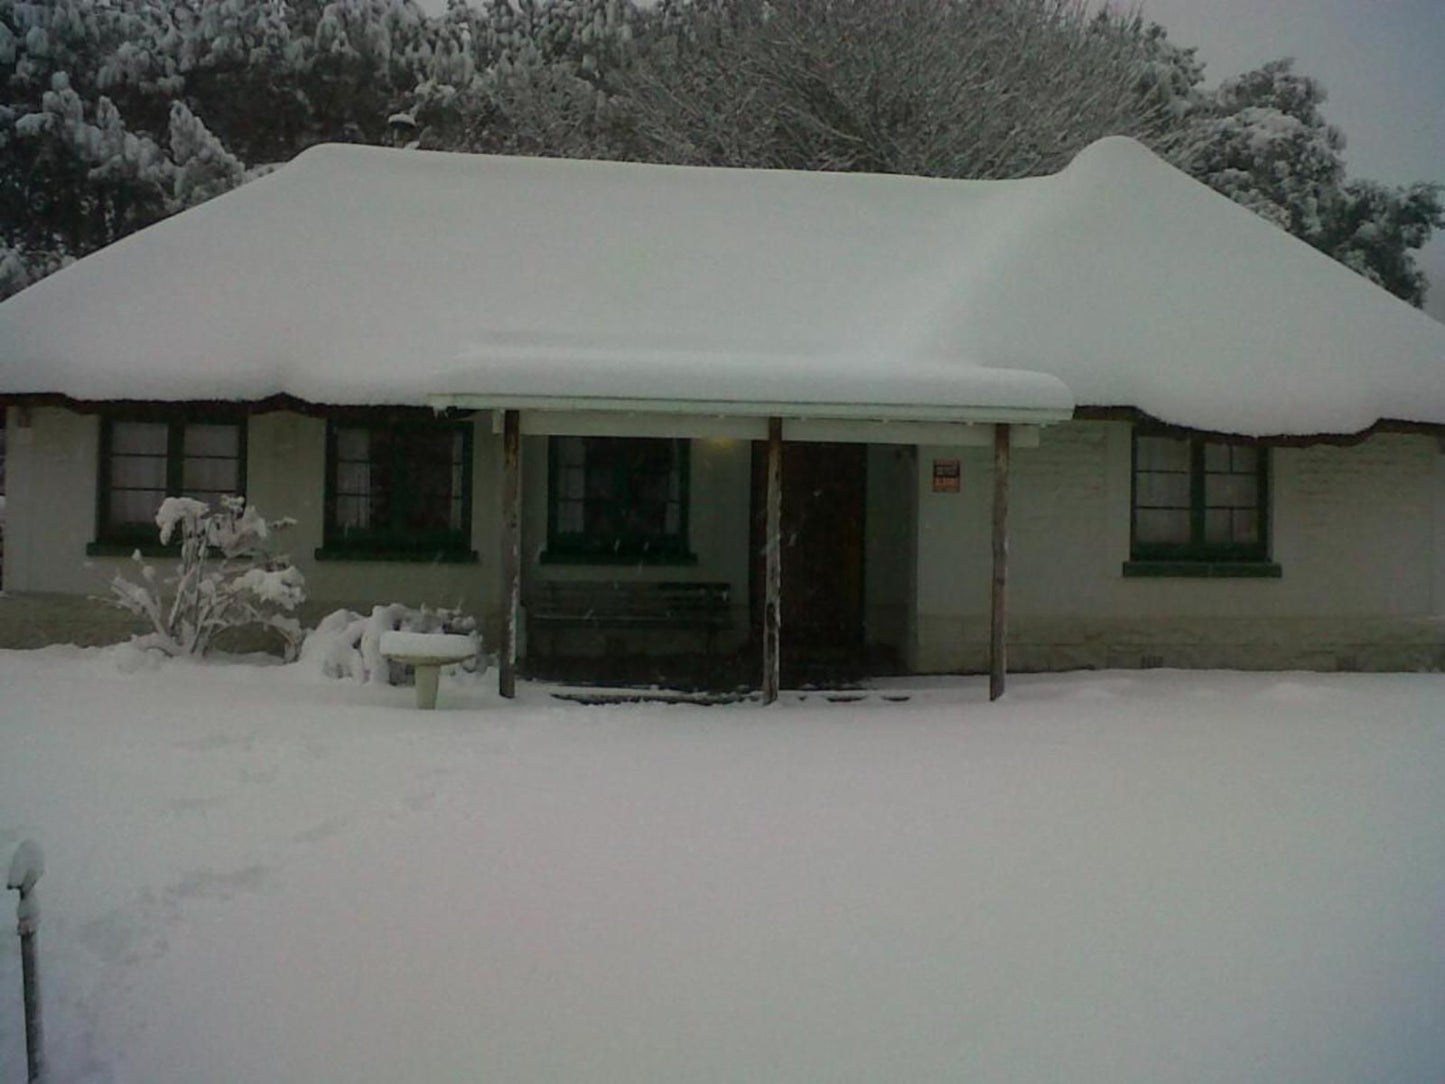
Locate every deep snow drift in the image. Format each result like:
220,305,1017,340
1,648,1443,1082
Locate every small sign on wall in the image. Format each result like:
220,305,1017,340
932,458,961,493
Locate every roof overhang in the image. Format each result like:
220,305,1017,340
430,393,1071,445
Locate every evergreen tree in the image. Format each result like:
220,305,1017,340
169,99,245,207
1175,58,1443,306
1319,180,1445,306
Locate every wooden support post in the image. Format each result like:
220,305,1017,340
990,423,1011,702
500,409,522,700
763,417,783,705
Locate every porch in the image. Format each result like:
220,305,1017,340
435,401,1056,703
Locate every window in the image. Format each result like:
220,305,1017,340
322,419,473,560
1127,431,1277,576
546,436,691,562
96,415,246,547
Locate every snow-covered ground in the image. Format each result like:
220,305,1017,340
1,647,1443,1083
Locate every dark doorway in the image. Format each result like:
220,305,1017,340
750,441,867,685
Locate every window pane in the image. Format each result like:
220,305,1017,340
112,421,168,456
104,418,246,539
112,455,167,490
1204,474,1258,509
182,456,239,494
406,430,460,531
336,428,369,462
336,461,371,496
549,437,684,551
1204,508,1229,544
335,495,370,530
637,473,668,503
330,424,468,541
110,488,164,528
1137,436,1189,471
586,468,614,498
558,500,584,533
1232,509,1260,544
183,424,239,457
558,437,585,469
1204,508,1261,545
1133,434,1267,557
1136,508,1190,545
1136,472,1189,508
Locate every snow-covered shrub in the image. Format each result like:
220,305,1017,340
299,603,482,686
107,496,306,658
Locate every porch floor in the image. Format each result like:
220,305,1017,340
522,645,905,695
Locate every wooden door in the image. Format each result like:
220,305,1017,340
750,442,866,674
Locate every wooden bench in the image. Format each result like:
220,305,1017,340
529,580,732,660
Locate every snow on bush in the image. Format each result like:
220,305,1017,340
299,603,482,686
107,495,306,658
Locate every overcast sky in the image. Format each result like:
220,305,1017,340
1133,0,1445,320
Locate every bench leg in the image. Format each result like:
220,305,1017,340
415,664,441,710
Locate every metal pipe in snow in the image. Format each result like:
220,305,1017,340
7,840,46,1083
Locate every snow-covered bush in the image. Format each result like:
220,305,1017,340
300,603,482,686
107,496,306,658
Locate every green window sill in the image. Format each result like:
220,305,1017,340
540,549,699,567
1123,560,1282,579
314,547,479,564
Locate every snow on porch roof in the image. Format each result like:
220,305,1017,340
1,137,1443,436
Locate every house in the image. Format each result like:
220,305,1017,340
2,136,1443,696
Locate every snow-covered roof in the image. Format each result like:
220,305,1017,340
2,137,1443,435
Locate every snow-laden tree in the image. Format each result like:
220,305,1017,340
617,0,1177,177
404,0,638,156
1174,58,1443,306
150,0,315,164
1176,60,1345,237
169,99,245,207
1121,16,1211,156
1317,180,1445,307
108,496,307,658
1,0,169,295
6,72,173,259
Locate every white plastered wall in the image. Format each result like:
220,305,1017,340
2,406,102,594
913,421,1445,672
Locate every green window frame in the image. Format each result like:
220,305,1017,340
545,436,693,563
1126,430,1279,577
320,417,474,561
92,413,247,551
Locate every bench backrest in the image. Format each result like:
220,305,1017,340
532,580,731,623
